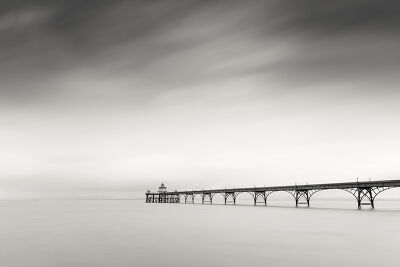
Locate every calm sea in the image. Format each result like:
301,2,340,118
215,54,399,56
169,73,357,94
1,199,400,267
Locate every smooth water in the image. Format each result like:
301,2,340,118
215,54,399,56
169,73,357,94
1,199,399,267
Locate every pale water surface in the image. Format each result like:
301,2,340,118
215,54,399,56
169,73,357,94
1,199,400,267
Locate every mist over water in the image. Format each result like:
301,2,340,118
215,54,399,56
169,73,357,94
1,199,400,267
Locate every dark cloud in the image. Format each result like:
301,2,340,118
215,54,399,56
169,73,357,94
0,0,399,105
266,0,400,35
1,0,399,93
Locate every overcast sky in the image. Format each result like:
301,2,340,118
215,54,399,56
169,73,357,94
1,0,400,198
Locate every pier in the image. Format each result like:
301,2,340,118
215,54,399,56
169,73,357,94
145,179,400,209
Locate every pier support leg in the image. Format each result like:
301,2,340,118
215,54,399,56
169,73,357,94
369,188,375,209
294,190,310,208
201,194,212,205
224,192,236,205
352,187,375,209
253,192,267,206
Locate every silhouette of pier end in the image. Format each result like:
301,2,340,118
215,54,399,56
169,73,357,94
145,180,400,209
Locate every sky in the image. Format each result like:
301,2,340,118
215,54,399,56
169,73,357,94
1,0,400,198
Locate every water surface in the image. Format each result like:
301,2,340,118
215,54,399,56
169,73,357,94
1,199,399,267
